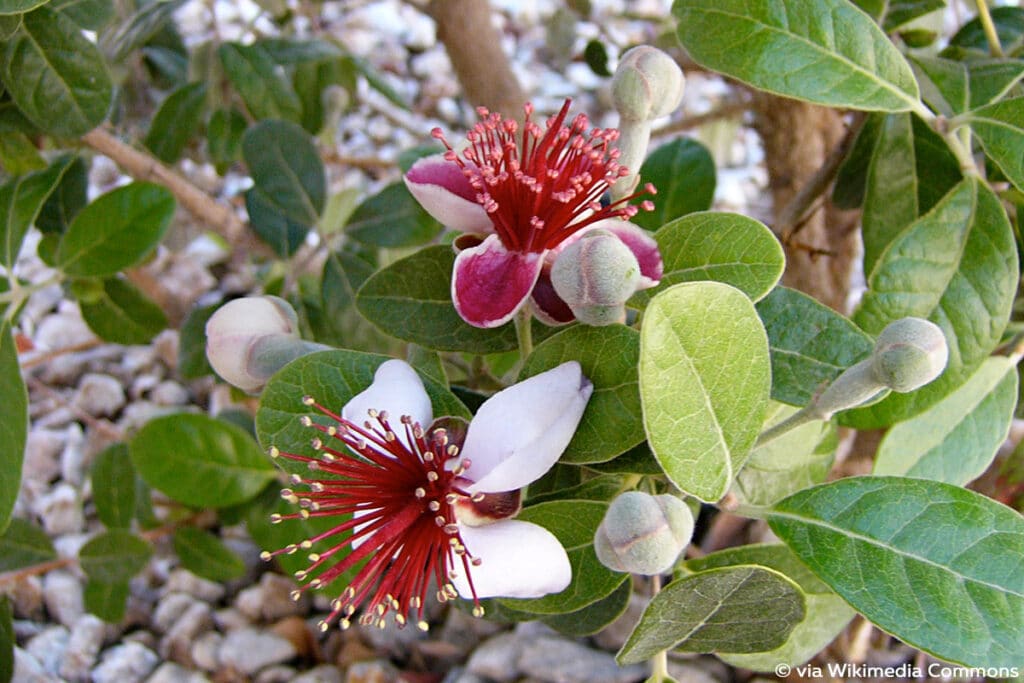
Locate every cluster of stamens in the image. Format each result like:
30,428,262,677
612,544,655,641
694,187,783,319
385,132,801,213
431,99,655,252
261,396,484,632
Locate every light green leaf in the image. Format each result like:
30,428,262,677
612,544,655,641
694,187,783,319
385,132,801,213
847,178,1017,428
83,579,129,622
173,527,246,581
78,529,152,582
1,6,113,137
90,443,136,529
219,42,302,123
50,0,114,30
243,119,325,226
911,56,968,118
0,518,56,571
640,282,771,501
0,0,47,14
672,0,920,111
345,182,442,248
130,413,276,508
964,97,1024,193
143,81,207,164
632,139,715,232
967,60,1024,110
631,212,784,309
769,476,1024,667
520,325,643,464
78,276,168,345
56,182,175,278
0,322,27,535
499,500,626,615
618,565,805,664
1,154,77,268
687,545,856,671
874,357,1018,485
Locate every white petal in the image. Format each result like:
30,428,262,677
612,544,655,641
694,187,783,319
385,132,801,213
342,359,433,430
462,362,593,493
451,520,571,599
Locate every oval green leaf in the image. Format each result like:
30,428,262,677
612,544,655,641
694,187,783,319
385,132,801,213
617,565,805,664
769,476,1024,667
632,139,715,232
964,97,1024,194
79,529,152,582
130,413,276,508
0,518,56,572
541,577,633,637
91,443,136,529
1,154,78,268
672,0,920,112
1,6,113,137
243,119,325,227
56,182,175,278
78,276,168,345
218,42,302,123
346,182,443,248
143,81,207,164
0,323,27,535
640,282,771,501
873,357,1018,485
83,578,129,623
173,527,246,582
520,325,643,464
631,212,784,309
0,0,47,14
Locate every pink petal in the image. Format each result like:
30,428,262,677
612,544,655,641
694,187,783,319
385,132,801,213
581,219,663,289
451,520,571,599
462,361,593,493
404,156,494,234
530,260,576,325
452,235,544,329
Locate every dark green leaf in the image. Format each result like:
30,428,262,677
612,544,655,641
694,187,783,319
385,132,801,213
0,13,19,39
851,0,884,22
143,82,207,164
130,413,276,508
178,303,216,379
770,477,1024,667
0,518,56,571
583,38,611,76
207,107,246,174
91,444,136,529
346,183,443,248
255,38,343,64
316,245,393,350
0,595,11,683
756,287,874,407
173,527,246,581
83,579,129,622
585,443,664,475
521,325,643,464
633,139,715,232
219,42,302,123
882,0,944,31
542,577,632,636
103,0,186,62
832,113,883,209
1,6,113,137
78,276,168,345
617,565,805,664
862,113,919,274
355,245,522,354
967,60,1024,110
965,97,1024,193
243,119,325,226
350,55,408,110
0,0,46,14
950,6,1024,56
672,0,920,111
526,473,624,505
35,154,87,234
245,188,310,258
0,322,26,535
78,529,152,582
55,182,174,278
50,0,114,30
1,153,76,268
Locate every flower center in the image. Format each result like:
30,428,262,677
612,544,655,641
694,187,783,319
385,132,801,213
261,396,485,632
431,99,656,253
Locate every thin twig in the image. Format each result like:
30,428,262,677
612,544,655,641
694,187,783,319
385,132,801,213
975,0,1005,58
26,376,125,442
20,339,104,369
320,150,396,170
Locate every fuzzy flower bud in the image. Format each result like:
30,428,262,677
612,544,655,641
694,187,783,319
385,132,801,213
594,492,694,575
612,46,686,123
205,296,327,393
551,230,642,326
871,317,949,393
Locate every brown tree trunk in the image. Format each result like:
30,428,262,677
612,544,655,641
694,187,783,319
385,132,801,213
751,95,860,312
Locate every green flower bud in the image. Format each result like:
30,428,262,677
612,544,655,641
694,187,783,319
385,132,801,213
594,492,694,575
551,230,641,326
871,317,949,393
612,46,685,122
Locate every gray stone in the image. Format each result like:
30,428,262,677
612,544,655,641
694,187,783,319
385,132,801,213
59,614,106,681
256,665,298,683
161,601,214,664
666,658,728,683
217,627,297,675
212,606,250,632
292,664,344,683
22,429,65,486
345,659,399,683
12,646,60,683
441,667,488,683
189,631,222,672
33,482,84,534
72,373,126,417
592,593,646,651
163,569,226,603
152,593,198,634
130,374,161,400
58,422,88,486
91,641,160,683
146,662,212,683
519,636,648,683
235,572,307,622
25,625,70,676
42,570,84,626
150,380,189,406
465,631,522,681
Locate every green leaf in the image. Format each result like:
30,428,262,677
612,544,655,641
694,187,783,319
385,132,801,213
0,129,44,174
874,357,1018,485
0,322,26,535
207,107,246,174
756,287,875,407
617,565,805,664
0,595,11,683
83,579,129,622
0,518,56,571
78,276,168,345
967,60,1024,110
355,245,522,354
882,0,944,31
630,212,785,310
1,6,113,137
832,114,883,209
102,0,185,62
541,577,632,637
526,473,625,506
173,527,246,581
1,153,77,267
964,97,1024,193
245,188,310,258
294,56,357,135
520,325,643,464
0,0,46,14
91,443,136,529
686,544,856,671
846,178,1017,428
346,182,443,248
130,413,277,508
0,13,19,39
56,182,175,278
732,403,836,507
316,246,393,350
143,81,207,164
35,154,87,235
632,139,715,231
219,42,302,123
769,477,1024,668
639,282,771,501
672,0,920,111
79,529,152,582
583,38,610,77
178,303,216,379
50,0,114,30
499,500,627,615
862,113,919,275
243,119,325,226
950,6,1024,56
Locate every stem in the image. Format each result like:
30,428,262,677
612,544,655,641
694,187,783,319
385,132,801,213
514,306,533,360
975,0,1005,58
753,406,820,449
649,574,669,681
